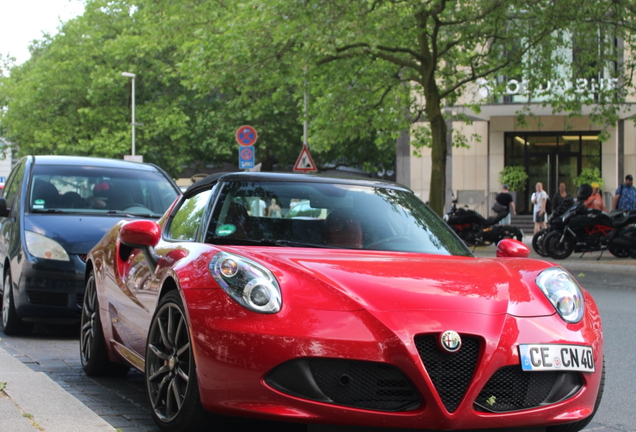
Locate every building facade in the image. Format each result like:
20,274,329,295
402,86,635,215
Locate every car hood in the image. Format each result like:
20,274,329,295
233,248,558,318
25,213,135,255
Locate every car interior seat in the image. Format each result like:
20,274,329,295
324,208,363,248
93,181,135,210
32,179,60,208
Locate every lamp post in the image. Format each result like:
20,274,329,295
121,72,136,156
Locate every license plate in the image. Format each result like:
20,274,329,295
519,344,595,372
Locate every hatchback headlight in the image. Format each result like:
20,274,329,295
535,267,584,323
209,251,281,313
25,230,70,261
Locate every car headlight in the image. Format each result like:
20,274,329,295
535,267,584,323
209,251,281,314
25,230,70,261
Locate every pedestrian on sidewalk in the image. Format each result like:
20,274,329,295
494,184,515,225
531,182,548,233
612,174,636,211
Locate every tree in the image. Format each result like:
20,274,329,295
185,0,636,214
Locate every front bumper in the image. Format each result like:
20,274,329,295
184,289,603,430
15,255,85,322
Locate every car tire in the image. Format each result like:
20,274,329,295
532,229,549,257
547,358,605,432
145,290,218,432
544,231,575,260
80,271,129,377
2,272,33,336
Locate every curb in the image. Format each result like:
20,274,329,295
0,345,116,432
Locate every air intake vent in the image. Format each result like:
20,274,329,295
475,366,582,412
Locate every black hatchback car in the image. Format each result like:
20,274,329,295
0,156,180,335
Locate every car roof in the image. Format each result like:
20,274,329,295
30,155,160,172
184,172,410,196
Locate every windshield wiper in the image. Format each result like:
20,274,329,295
31,208,69,214
105,210,157,218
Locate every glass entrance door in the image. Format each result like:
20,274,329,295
504,132,601,214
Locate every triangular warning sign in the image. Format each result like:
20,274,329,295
293,145,317,172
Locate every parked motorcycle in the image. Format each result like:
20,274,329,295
531,195,575,257
543,184,636,259
444,198,524,246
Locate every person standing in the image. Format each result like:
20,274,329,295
612,174,636,211
551,182,572,214
531,182,548,233
267,198,282,217
495,184,515,225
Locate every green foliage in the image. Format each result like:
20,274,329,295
2,0,635,206
499,166,528,192
573,168,604,187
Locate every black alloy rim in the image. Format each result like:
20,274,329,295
147,302,191,422
80,276,97,365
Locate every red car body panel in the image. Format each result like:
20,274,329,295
88,216,603,430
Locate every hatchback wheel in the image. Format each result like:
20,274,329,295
146,290,217,432
2,272,33,335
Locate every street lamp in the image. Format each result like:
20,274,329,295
121,72,136,156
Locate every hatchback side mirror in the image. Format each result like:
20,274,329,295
0,197,9,218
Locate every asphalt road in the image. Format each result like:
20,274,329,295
0,267,633,432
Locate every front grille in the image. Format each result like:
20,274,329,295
309,359,419,411
77,292,85,308
414,334,480,413
475,366,582,412
27,290,69,307
265,359,420,411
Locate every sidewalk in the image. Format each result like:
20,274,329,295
472,235,636,273
0,345,115,432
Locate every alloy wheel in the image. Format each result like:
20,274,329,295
80,276,98,366
146,300,192,422
1,279,10,328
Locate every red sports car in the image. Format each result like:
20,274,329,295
80,172,604,432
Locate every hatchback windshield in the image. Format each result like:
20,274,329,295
207,181,471,256
29,165,178,217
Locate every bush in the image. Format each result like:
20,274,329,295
572,167,604,187
499,166,528,191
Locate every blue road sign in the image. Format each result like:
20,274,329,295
239,146,255,169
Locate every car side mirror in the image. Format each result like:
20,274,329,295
496,239,530,258
0,197,9,218
120,220,161,270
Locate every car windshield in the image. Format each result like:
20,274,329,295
207,181,472,256
29,165,178,217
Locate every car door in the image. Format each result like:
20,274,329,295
114,188,213,357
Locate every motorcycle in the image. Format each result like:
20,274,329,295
543,185,636,259
444,198,524,247
531,196,575,257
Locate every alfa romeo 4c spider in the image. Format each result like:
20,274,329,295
80,172,603,432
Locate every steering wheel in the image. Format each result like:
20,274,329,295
366,235,412,249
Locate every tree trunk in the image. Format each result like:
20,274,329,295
424,91,447,216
